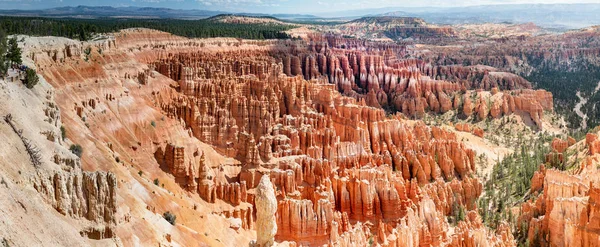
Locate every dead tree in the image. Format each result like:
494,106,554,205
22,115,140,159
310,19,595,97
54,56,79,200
4,114,42,167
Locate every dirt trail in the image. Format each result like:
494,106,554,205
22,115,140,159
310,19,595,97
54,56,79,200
575,91,588,130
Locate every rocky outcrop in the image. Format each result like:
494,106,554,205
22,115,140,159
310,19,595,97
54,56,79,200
520,168,600,247
33,159,117,236
326,17,456,42
587,133,600,155
256,175,277,247
451,211,514,247
455,123,484,137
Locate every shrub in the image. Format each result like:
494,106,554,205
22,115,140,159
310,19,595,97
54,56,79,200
163,211,176,225
83,47,91,62
24,68,39,89
151,121,156,127
60,126,66,140
138,170,143,176
154,178,159,186
69,144,83,158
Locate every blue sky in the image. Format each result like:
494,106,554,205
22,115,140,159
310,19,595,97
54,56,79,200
0,0,597,14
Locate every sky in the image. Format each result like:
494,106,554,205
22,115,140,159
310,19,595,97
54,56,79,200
0,0,598,14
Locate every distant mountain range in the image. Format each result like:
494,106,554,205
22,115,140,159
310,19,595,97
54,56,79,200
320,4,600,29
0,4,599,29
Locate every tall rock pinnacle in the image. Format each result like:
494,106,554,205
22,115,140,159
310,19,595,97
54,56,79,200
255,175,277,247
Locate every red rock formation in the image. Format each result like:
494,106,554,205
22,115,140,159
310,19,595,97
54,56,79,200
27,28,527,246
551,138,569,153
455,123,484,138
451,211,514,247
587,133,600,155
520,129,600,247
148,46,511,245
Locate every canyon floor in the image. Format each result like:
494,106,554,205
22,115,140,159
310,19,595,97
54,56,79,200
1,18,600,247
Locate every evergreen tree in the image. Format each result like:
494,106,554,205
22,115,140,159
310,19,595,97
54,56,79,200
78,28,87,41
0,30,8,78
6,37,22,65
24,68,39,89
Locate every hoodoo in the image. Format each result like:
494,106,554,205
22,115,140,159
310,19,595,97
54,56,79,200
255,175,278,247
0,4,599,247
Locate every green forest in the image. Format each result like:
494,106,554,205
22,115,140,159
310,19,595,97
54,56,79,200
476,130,585,246
524,63,600,130
521,46,600,130
0,16,293,41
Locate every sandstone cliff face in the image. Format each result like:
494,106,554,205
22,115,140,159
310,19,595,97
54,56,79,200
455,123,484,137
0,61,118,244
34,164,118,238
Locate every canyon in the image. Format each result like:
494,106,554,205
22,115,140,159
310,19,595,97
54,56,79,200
1,15,599,247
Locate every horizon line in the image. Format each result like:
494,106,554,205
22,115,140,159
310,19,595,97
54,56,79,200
0,2,599,16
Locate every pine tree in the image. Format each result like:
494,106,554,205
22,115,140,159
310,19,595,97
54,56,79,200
79,28,87,41
24,68,39,89
6,37,21,65
0,30,8,78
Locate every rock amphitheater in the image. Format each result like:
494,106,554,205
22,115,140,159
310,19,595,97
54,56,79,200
0,27,599,247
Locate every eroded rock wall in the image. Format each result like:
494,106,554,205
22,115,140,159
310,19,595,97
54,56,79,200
147,33,514,246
